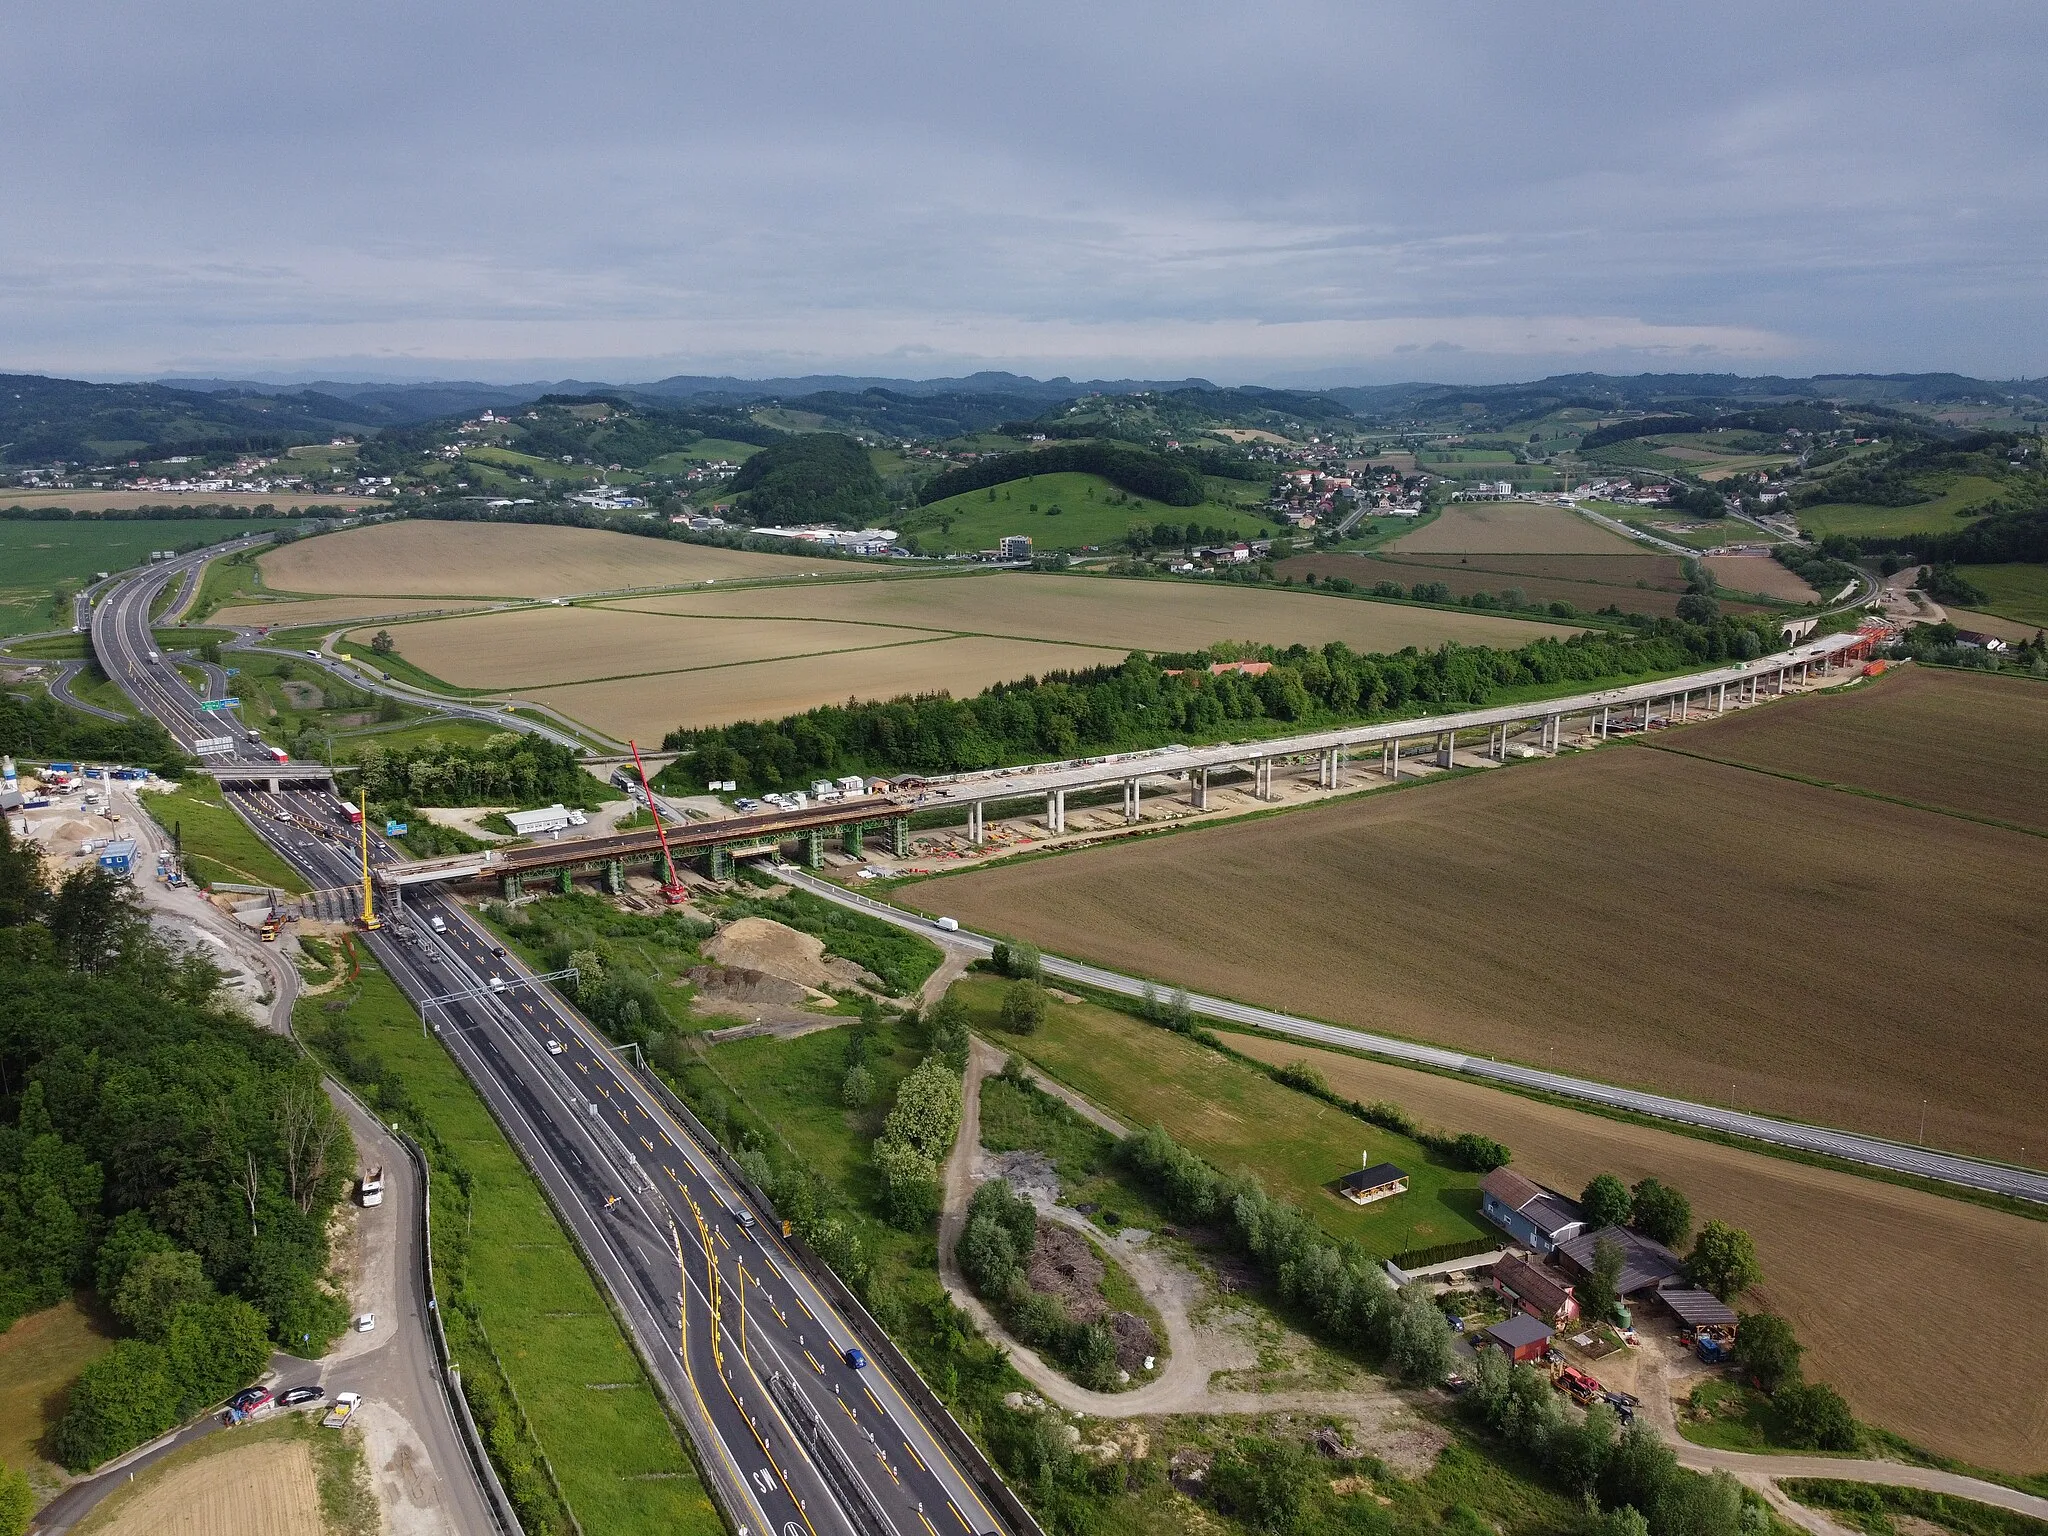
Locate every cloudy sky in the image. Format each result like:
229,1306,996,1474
3,2,2043,385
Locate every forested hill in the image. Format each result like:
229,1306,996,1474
0,373,378,464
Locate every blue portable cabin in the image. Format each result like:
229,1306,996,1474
97,839,138,876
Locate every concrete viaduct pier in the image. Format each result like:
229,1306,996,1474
924,629,1878,840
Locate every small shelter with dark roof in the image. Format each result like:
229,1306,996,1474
1479,1168,1587,1254
1493,1253,1579,1328
1337,1159,1409,1206
1658,1286,1738,1336
1555,1226,1685,1296
1483,1312,1555,1363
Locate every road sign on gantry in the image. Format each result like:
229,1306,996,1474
194,735,235,756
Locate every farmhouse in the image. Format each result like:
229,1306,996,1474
1337,1160,1409,1206
1555,1226,1685,1297
1479,1168,1587,1254
1483,1313,1554,1364
1493,1253,1579,1328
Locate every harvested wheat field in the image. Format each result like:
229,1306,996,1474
215,596,493,629
1701,554,1818,602
1274,552,1772,620
81,1435,322,1536
260,520,857,599
1388,502,1640,555
357,606,933,688
925,746,2047,1161
1381,551,1690,587
612,570,1577,652
521,634,1122,739
1666,666,2048,832
1221,1030,2048,1471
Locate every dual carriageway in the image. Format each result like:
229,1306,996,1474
94,544,1021,1536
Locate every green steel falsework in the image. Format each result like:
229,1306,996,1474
495,814,910,898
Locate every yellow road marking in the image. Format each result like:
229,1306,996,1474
905,1440,926,1472
804,1350,824,1374
948,1500,971,1532
863,1386,883,1416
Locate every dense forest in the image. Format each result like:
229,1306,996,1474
0,691,189,775
917,441,1208,507
0,821,353,1470
656,614,1788,791
338,732,602,809
728,432,890,526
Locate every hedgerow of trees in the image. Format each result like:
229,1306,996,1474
341,732,600,809
659,614,1792,792
0,690,190,776
0,821,353,1470
728,432,889,527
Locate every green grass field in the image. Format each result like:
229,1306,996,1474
140,777,308,892
465,446,641,485
900,472,1274,554
188,549,276,620
64,663,137,717
301,958,718,1536
2,632,88,658
331,716,521,755
1797,475,2008,539
643,439,764,471
0,1295,116,1497
0,518,298,638
952,977,1489,1258
1955,563,2048,629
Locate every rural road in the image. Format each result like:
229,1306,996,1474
783,872,2048,1206
44,659,130,720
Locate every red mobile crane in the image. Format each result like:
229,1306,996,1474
628,739,688,904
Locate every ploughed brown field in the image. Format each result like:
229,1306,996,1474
1221,1030,2048,1472
923,743,2046,1162
1387,502,1642,554
1275,551,1775,619
1701,553,1818,602
1663,666,2048,832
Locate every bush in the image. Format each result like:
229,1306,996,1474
1387,1290,1455,1384
1273,1059,1327,1094
1629,1177,1692,1247
1448,1132,1512,1172
998,979,1047,1034
0,1464,31,1536
1733,1311,1803,1394
1208,1435,1326,1536
1687,1220,1762,1301
1580,1173,1633,1230
990,940,1042,980
1775,1382,1858,1452
1358,1099,1415,1135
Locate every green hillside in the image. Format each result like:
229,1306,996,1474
899,471,1272,554
1798,474,2009,539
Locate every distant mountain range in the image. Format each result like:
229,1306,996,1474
4,368,2040,465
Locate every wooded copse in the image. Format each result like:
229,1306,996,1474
916,441,1208,508
728,432,890,527
0,821,354,1469
339,731,603,808
658,612,1790,792
0,689,190,775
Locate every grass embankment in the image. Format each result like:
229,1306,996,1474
901,471,1273,553
1780,1480,2048,1536
300,956,719,1536
952,976,1491,1258
1797,475,2008,539
62,663,138,717
3,632,89,659
141,777,307,892
333,635,502,698
0,1296,116,1497
1955,563,2048,630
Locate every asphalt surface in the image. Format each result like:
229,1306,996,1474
92,541,1019,1536
783,874,2048,1207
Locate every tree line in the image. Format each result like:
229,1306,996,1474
339,731,600,809
917,441,1208,508
0,821,353,1470
658,613,1790,792
0,690,189,775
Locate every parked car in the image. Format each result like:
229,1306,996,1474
353,1313,376,1333
280,1386,325,1407
843,1347,868,1370
229,1387,273,1412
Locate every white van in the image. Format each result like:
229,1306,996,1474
429,915,447,933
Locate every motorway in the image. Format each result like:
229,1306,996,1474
93,545,1019,1536
781,874,2048,1208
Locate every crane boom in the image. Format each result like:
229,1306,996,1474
628,740,688,902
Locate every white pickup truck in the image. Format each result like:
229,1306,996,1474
321,1391,361,1429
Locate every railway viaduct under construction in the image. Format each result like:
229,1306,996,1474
365,625,1883,895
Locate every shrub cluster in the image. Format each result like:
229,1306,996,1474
953,1181,1121,1391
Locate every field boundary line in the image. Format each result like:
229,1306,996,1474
494,634,984,692
1637,738,2048,841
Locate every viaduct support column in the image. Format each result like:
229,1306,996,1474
800,826,826,869
556,868,573,896
1437,731,1454,769
1192,769,1208,811
1122,778,1141,822
603,859,624,895
967,800,984,844
843,822,864,858
1717,683,1727,713
1389,738,1402,781
1045,791,1065,835
502,873,524,902
708,843,733,881
890,815,910,859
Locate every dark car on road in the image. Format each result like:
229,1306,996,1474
279,1386,325,1407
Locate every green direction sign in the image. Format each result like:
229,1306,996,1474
198,697,242,711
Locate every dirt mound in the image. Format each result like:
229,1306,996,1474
985,1149,1060,1203
686,965,810,1007
1108,1310,1158,1373
705,916,884,993
1027,1224,1106,1323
